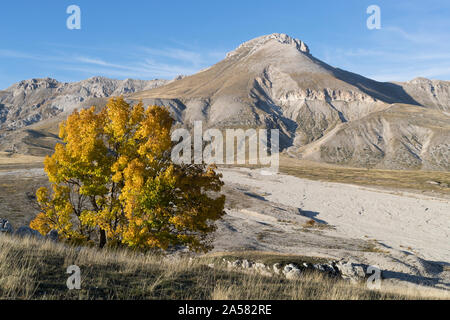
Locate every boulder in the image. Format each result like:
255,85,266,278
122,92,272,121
273,263,281,275
14,226,43,239
312,263,340,277
242,259,252,269
253,262,267,270
283,263,298,275
0,219,14,234
335,260,368,282
46,229,59,242
285,269,302,280
227,259,242,269
232,260,242,268
282,263,303,280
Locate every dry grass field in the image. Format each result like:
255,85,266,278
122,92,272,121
0,235,448,300
0,162,48,228
279,156,450,197
0,152,45,166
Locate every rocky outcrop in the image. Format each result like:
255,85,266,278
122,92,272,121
226,33,310,59
221,258,373,282
399,78,450,113
283,264,303,279
46,229,59,242
14,226,43,239
0,77,169,132
0,219,58,242
0,218,13,234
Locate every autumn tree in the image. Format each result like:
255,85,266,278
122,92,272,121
30,97,225,252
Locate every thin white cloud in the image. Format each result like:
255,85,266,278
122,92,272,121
0,49,52,61
71,55,201,78
0,44,225,81
74,56,140,71
383,26,450,45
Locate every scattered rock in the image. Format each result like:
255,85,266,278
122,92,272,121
14,226,43,239
219,257,376,282
0,219,14,234
253,262,267,270
312,263,340,277
46,229,59,242
283,263,298,275
232,260,242,268
273,263,281,274
335,260,368,282
227,259,243,270
242,259,252,269
285,268,302,280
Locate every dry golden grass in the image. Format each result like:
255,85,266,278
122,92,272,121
210,271,450,300
0,236,448,300
219,155,449,197
300,219,335,231
279,156,450,197
0,152,45,166
360,240,390,254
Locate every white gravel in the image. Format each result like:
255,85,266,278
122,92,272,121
220,167,450,263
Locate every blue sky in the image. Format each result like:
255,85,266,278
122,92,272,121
0,0,449,89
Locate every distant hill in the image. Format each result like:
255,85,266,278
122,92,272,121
0,77,169,156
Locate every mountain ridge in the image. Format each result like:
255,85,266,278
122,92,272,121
1,33,449,170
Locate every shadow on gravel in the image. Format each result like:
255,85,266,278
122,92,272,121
298,209,328,225
382,270,449,289
244,192,268,201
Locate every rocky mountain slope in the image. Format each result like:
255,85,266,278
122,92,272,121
128,33,450,170
0,77,169,155
397,77,450,113
1,33,449,169
0,77,168,131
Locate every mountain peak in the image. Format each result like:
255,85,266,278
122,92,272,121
226,33,309,59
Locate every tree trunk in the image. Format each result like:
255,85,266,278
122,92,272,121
99,229,107,248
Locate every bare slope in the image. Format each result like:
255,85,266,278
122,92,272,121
398,77,450,113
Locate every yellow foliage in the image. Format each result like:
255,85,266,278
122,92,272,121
30,97,225,251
